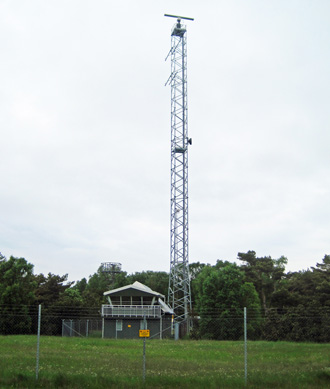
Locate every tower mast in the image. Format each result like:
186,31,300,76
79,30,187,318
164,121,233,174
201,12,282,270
165,14,194,327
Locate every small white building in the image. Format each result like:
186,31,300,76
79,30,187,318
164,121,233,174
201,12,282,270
101,281,174,339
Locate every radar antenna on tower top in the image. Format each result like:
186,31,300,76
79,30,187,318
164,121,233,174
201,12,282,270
164,14,194,21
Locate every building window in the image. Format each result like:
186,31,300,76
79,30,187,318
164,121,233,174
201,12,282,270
116,320,123,331
140,320,147,330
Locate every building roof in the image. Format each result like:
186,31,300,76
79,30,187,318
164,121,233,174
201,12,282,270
103,281,165,299
103,281,174,315
158,297,174,314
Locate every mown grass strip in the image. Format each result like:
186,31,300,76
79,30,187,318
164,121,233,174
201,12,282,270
0,336,329,388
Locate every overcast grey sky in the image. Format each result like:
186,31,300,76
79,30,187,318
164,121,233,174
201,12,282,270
1,0,330,282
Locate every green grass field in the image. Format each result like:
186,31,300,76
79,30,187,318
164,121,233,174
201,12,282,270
0,336,329,388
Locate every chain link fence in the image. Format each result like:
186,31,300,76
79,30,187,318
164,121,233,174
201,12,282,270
188,307,330,342
61,319,103,337
0,305,101,336
1,305,330,342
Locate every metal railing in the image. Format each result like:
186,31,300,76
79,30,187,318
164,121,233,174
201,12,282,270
101,305,161,318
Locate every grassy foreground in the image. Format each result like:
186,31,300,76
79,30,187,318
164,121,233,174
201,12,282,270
0,336,329,388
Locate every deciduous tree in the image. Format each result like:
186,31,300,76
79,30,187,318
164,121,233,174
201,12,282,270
0,255,36,334
193,261,261,339
238,251,287,310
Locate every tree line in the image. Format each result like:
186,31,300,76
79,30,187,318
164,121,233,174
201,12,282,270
190,252,330,342
1,250,330,341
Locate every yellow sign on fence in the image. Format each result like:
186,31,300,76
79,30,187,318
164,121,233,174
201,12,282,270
139,329,150,337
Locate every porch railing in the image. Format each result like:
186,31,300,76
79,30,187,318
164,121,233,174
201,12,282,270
101,305,161,318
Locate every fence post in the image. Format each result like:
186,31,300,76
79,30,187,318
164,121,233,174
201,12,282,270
143,314,146,382
174,322,179,341
244,307,247,386
36,304,41,381
86,319,89,337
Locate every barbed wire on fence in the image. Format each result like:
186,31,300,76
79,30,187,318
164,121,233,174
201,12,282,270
0,304,330,341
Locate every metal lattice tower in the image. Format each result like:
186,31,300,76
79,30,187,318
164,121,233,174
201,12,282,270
100,262,122,287
165,14,194,325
